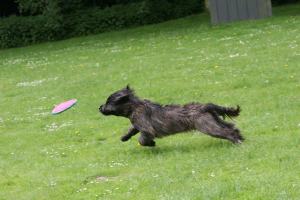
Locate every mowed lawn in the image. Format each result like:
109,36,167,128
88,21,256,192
0,4,300,200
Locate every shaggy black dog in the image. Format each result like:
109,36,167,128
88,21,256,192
99,86,244,147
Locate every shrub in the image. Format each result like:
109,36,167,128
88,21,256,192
271,0,300,5
63,2,149,37
0,0,203,48
64,0,203,37
0,14,63,48
144,0,203,23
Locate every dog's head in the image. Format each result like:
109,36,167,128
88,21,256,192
99,85,135,117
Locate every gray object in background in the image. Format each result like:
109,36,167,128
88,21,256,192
208,0,272,24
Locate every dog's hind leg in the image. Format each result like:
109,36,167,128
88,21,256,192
138,132,156,147
195,113,244,144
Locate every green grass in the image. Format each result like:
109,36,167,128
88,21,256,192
1,4,300,200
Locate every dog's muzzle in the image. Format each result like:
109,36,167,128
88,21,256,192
99,105,110,115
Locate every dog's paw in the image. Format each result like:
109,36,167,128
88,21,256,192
121,135,131,142
148,140,156,147
233,139,243,145
139,140,156,147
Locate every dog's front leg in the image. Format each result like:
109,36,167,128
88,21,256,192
121,126,139,142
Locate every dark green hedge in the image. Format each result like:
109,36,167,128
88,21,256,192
0,0,202,49
0,14,63,48
64,0,203,36
145,0,202,23
63,2,148,37
272,0,300,5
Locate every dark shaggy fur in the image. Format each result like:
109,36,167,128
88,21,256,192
99,86,244,147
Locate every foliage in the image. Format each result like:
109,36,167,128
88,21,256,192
64,0,202,37
0,0,202,48
83,0,144,8
0,14,63,48
272,0,300,5
15,0,47,16
62,2,148,37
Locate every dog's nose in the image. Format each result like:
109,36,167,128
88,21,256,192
99,105,103,112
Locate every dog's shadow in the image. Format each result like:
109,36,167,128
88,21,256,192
129,139,236,156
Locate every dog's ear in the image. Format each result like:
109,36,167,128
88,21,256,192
125,84,134,94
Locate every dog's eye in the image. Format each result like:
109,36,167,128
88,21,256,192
116,95,129,104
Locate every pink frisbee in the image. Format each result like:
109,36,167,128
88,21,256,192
52,99,77,114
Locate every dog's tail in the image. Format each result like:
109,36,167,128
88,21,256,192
203,103,240,119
